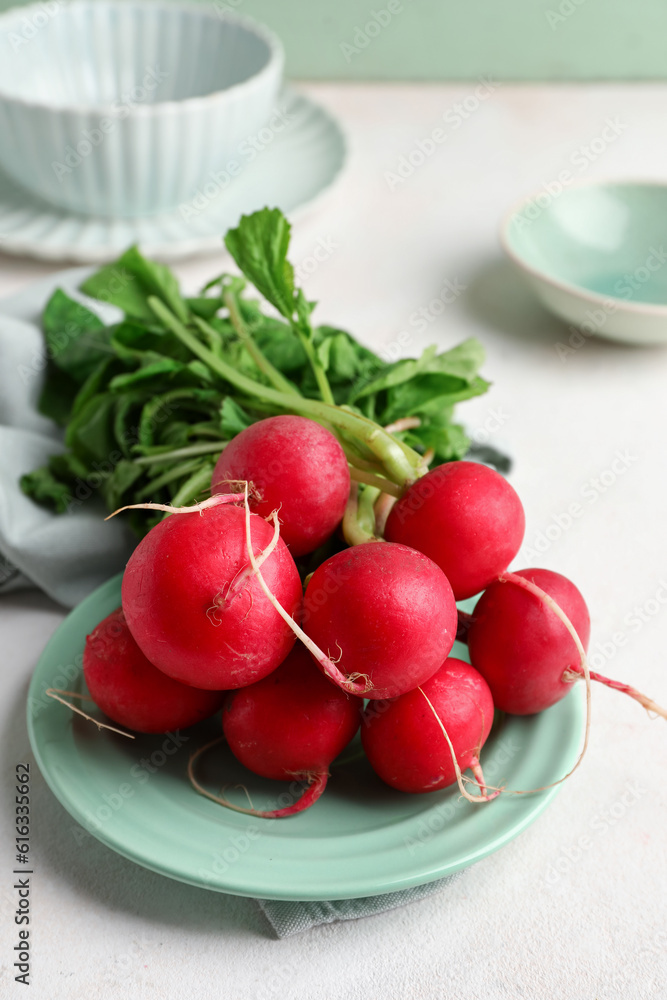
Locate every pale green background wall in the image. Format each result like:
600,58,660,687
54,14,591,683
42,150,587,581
224,0,667,80
3,0,667,79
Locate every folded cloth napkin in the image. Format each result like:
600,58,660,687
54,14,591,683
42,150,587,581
0,280,470,927
0,308,135,607
256,871,467,937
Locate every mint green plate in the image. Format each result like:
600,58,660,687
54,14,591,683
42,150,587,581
27,574,585,901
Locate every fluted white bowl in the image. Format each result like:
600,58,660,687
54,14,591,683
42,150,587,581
0,0,283,217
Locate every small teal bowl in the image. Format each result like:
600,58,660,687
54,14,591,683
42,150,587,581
0,0,283,218
501,180,667,345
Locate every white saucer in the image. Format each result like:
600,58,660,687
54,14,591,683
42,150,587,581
0,90,346,264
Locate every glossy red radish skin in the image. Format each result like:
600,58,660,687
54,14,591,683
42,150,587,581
122,504,302,691
211,415,350,557
467,568,591,715
361,658,494,793
222,644,361,816
302,542,458,700
385,461,525,600
83,607,225,733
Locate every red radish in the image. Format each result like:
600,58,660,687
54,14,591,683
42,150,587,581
467,568,667,720
83,607,225,733
384,461,525,600
302,542,457,699
466,568,591,715
361,658,495,794
122,503,302,690
211,415,350,556
220,644,362,816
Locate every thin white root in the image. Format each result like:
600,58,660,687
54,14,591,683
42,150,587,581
188,736,261,816
252,509,281,572
188,735,327,818
105,491,244,521
211,508,283,613
453,573,594,798
383,417,422,435
493,572,592,794
45,689,135,740
417,687,498,803
241,485,372,696
469,757,492,797
232,783,256,811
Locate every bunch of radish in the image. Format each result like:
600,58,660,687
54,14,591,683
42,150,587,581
71,413,665,817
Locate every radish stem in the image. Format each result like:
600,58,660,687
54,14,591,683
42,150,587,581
168,464,215,508
133,441,227,466
342,484,379,546
135,459,203,499
349,467,404,498
220,293,300,398
374,491,397,535
339,442,388,474
147,297,420,486
358,485,381,539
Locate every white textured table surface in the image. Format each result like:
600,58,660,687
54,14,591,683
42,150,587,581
2,83,667,1000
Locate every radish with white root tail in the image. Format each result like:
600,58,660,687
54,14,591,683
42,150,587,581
301,542,458,699
384,461,526,600
361,658,497,799
120,498,302,690
211,415,351,557
83,607,226,733
465,568,667,720
189,644,362,818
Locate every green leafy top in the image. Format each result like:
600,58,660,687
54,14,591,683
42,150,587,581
225,207,296,319
21,207,501,538
80,246,189,323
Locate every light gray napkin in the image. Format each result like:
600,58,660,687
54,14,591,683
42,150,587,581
257,871,467,937
0,311,135,607
0,283,470,927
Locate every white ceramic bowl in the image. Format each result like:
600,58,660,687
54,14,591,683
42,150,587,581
501,179,667,346
0,0,283,217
